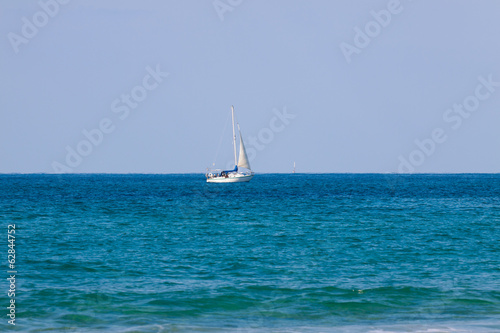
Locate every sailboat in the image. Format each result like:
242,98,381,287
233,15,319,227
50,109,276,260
206,106,254,183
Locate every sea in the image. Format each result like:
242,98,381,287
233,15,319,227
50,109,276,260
1,174,499,332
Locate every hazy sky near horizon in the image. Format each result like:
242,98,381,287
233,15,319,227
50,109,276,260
1,0,500,173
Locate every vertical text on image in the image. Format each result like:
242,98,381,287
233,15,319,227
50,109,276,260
7,224,16,326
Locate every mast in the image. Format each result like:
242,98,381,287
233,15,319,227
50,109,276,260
231,106,237,166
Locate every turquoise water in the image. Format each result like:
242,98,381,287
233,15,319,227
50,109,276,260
1,174,499,332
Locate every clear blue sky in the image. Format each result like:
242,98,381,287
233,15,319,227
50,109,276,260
1,0,500,173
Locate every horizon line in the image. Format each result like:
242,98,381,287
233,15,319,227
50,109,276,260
1,172,499,175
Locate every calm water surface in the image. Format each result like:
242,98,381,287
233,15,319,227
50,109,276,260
0,174,499,332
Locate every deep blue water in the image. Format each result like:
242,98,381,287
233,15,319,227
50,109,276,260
1,174,499,332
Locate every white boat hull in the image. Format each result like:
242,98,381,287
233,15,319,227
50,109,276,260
206,174,253,183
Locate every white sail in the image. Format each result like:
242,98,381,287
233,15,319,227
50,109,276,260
237,132,251,170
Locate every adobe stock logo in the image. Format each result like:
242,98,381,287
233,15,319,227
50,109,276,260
339,0,407,64
51,65,169,173
213,0,243,21
398,74,499,173
224,107,296,169
7,0,70,54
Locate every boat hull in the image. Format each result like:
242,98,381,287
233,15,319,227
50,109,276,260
206,174,253,183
